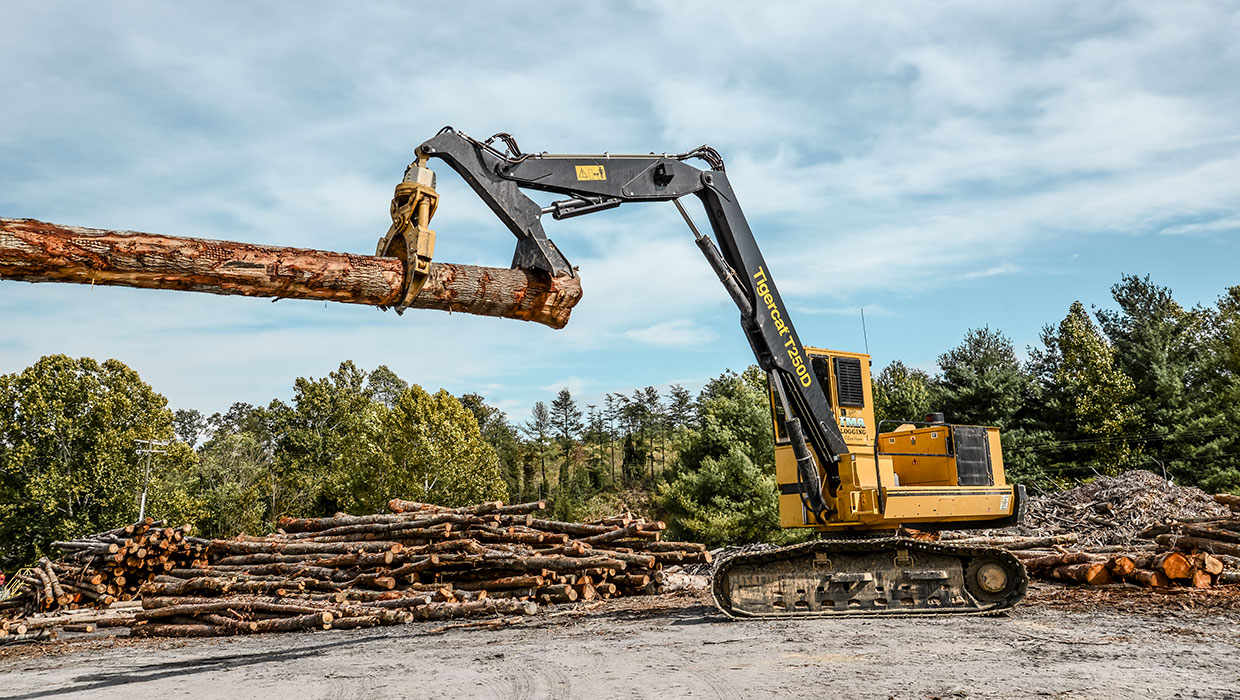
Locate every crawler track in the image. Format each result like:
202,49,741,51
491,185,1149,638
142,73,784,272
711,537,1027,618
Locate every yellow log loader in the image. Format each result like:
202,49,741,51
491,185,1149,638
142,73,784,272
381,127,1028,617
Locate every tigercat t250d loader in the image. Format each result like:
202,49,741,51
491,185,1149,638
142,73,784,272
381,127,1028,617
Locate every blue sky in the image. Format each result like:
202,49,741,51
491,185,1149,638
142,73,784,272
1,1,1237,423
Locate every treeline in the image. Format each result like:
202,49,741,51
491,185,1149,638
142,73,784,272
0,353,744,566
874,275,1240,492
1,273,1237,567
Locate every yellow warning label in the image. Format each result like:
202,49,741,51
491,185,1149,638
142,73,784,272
575,165,606,181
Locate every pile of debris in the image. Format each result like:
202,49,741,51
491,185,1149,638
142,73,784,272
943,470,1240,590
1016,470,1230,547
1,499,708,641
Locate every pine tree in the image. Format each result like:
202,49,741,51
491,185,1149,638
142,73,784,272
1096,275,1210,484
550,388,583,491
1040,302,1139,475
522,401,553,498
872,360,933,424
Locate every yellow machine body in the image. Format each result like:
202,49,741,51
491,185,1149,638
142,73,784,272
773,347,1017,532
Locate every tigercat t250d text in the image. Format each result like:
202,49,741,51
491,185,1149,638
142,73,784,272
378,127,1029,617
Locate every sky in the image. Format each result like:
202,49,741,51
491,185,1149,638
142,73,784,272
1,1,1238,424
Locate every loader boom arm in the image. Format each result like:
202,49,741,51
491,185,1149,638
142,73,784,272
417,128,848,519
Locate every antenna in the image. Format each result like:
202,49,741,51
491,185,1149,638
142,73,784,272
861,307,870,355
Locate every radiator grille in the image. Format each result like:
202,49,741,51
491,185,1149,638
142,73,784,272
833,357,865,408
953,426,994,486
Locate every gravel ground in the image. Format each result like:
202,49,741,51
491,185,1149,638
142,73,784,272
3,584,1240,699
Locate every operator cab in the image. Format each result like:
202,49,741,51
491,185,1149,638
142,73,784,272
770,347,1018,531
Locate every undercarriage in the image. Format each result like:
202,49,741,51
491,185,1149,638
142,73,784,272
711,537,1028,618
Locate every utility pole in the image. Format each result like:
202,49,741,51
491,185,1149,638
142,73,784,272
135,438,168,521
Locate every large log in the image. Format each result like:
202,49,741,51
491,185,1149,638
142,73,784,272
0,218,582,329
1156,534,1240,558
1134,551,1193,580
1047,562,1111,585
1213,493,1240,509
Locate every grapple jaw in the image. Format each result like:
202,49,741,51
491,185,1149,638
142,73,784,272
376,154,438,314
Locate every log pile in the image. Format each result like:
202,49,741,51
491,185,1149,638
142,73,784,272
0,500,709,641
941,472,1240,592
2,520,205,621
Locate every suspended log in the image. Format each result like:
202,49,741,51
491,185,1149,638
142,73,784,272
0,218,583,329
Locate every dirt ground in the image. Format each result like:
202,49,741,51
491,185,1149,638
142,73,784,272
3,583,1240,700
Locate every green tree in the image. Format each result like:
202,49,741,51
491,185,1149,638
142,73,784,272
460,393,522,500
193,430,272,537
550,388,583,491
1188,285,1240,491
366,365,409,408
678,368,772,474
0,355,197,567
657,444,782,548
666,384,695,429
270,361,380,518
872,360,933,424
1096,275,1212,485
658,366,787,547
173,408,207,447
374,385,507,508
582,405,607,491
1044,302,1138,474
522,401,553,498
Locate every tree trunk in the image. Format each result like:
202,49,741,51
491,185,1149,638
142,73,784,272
0,217,582,329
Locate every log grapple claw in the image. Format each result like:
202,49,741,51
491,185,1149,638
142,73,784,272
376,154,438,314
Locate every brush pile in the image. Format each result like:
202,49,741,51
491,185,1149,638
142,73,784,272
1,499,708,641
942,471,1240,591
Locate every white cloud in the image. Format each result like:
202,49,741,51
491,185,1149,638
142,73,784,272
623,319,718,347
958,263,1022,281
1160,217,1240,236
2,1,1237,415
537,376,594,396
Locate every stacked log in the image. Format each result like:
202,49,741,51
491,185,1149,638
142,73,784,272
1215,493,1240,514
1,501,708,640
947,511,1240,591
119,500,705,637
3,520,206,621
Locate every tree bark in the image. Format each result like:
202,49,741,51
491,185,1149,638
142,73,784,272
1127,569,1171,588
1156,534,1240,559
0,217,582,329
1048,562,1111,585
1213,493,1240,509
